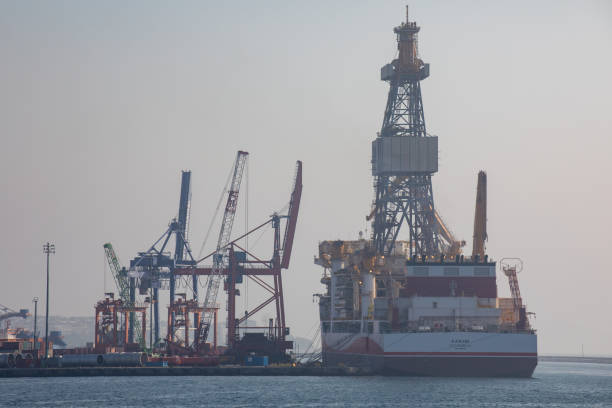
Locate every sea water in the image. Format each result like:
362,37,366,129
1,362,611,407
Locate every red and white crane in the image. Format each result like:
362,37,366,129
196,151,249,348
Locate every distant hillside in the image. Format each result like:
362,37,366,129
9,316,93,348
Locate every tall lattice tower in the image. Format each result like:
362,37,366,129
371,7,441,258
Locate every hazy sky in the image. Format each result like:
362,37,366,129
1,1,611,355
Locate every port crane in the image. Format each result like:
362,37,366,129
103,243,144,347
175,159,302,360
103,151,299,358
125,170,197,347
195,151,249,349
0,304,29,323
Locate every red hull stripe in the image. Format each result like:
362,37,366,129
383,352,537,357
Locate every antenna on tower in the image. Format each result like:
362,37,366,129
406,5,409,23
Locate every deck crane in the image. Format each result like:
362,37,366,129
103,243,144,347
501,258,530,330
472,171,487,260
366,204,465,258
195,151,249,349
432,209,465,258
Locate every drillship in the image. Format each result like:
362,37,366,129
314,8,537,377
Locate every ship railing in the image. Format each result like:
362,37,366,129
321,320,374,334
320,320,535,335
387,325,535,335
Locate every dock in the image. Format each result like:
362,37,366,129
0,365,370,378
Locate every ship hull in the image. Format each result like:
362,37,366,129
322,331,537,377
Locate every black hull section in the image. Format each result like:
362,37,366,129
324,352,537,378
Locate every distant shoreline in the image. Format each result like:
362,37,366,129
539,356,612,364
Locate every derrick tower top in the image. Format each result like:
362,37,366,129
381,6,429,82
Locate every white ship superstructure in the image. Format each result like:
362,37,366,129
314,240,537,377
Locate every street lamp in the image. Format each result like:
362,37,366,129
43,242,55,361
32,297,39,354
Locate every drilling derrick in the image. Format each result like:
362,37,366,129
372,7,441,258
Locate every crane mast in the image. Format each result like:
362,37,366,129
174,171,192,265
198,151,249,345
172,170,194,329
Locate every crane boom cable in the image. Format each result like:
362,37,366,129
197,159,235,259
198,151,249,345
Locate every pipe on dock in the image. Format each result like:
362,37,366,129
46,357,63,368
22,353,34,368
0,353,15,368
14,353,36,368
101,352,145,367
60,354,104,367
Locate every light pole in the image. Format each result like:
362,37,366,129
32,297,39,354
144,295,152,350
43,242,55,361
148,293,155,349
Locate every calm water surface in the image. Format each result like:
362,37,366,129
1,362,611,407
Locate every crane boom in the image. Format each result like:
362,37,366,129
198,151,249,345
281,161,302,269
174,171,192,263
0,304,29,323
472,171,487,259
432,209,465,258
504,266,523,310
104,243,130,302
501,258,529,330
